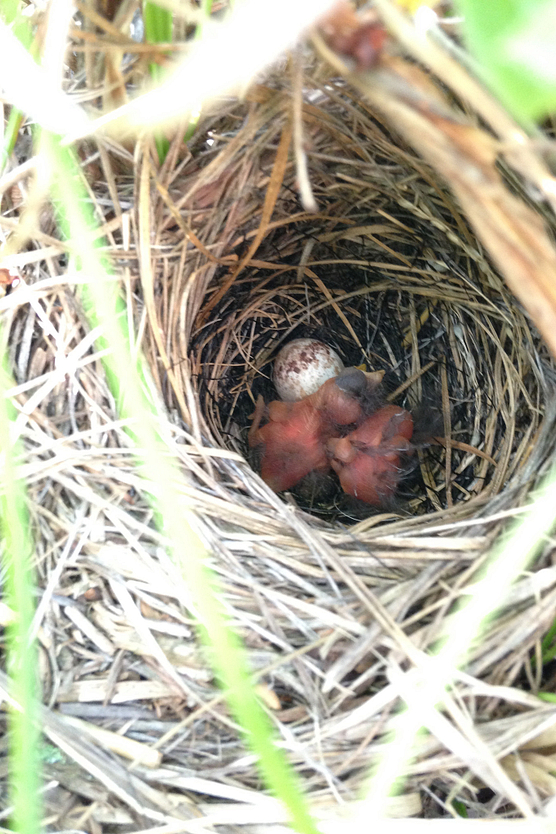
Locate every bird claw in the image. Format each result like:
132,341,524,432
248,395,267,448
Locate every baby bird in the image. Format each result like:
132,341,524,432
249,368,383,492
326,404,414,506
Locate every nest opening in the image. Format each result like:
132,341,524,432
188,126,547,526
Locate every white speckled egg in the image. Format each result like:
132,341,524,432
273,339,344,401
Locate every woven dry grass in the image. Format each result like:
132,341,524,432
4,3,556,830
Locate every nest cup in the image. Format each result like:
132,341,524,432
134,80,556,809
179,92,551,525
193,207,539,521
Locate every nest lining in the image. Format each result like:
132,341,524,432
185,85,550,528
4,54,556,830
194,241,531,520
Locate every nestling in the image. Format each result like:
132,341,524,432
249,367,384,492
326,404,414,506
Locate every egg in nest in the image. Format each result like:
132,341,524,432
273,339,344,401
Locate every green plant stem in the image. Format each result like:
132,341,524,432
44,132,319,834
0,358,41,834
143,1,172,161
0,0,34,170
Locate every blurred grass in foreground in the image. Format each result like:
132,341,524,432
456,0,556,123
362,467,556,816
143,0,213,155
44,132,319,834
0,359,41,834
143,0,172,160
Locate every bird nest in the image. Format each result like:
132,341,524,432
6,24,556,832
139,83,556,816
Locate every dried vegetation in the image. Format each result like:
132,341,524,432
3,0,556,828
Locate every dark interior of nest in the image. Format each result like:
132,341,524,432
187,102,549,526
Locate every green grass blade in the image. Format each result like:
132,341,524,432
143,0,172,44
0,359,41,834
44,132,319,834
143,1,172,161
362,466,556,814
538,692,556,703
0,0,34,169
456,0,556,122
